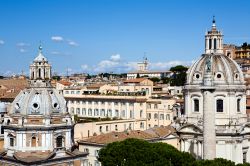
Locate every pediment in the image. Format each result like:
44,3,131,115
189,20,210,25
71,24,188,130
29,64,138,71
177,123,202,134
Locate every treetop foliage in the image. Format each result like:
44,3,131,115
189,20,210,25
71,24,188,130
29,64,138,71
98,138,250,166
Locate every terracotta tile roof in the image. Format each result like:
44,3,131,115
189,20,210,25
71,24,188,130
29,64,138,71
87,84,105,89
144,125,177,137
123,78,147,83
79,130,157,145
0,79,27,100
57,80,72,86
13,151,52,163
0,91,20,99
78,126,177,145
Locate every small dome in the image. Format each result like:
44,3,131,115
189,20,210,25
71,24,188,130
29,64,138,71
186,53,244,85
0,102,7,113
34,52,47,62
11,87,67,115
34,45,47,62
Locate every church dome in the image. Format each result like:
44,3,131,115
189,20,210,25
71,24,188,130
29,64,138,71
186,18,244,86
186,53,244,85
11,87,67,115
10,46,67,116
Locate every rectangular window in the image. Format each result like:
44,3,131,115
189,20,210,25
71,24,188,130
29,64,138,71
194,99,199,112
216,99,223,112
237,99,241,112
10,137,14,146
82,108,86,115
140,110,143,118
76,108,80,114
148,113,151,119
243,152,247,163
160,114,164,120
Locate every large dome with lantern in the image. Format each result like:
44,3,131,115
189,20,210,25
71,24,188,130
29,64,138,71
186,18,244,86
10,46,67,115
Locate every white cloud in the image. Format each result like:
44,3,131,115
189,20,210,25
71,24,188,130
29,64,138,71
16,42,30,47
50,51,60,55
81,64,90,71
51,36,64,42
149,60,192,70
19,48,28,53
67,40,79,46
0,40,4,45
110,54,121,61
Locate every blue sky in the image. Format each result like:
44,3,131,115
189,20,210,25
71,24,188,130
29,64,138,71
0,0,249,75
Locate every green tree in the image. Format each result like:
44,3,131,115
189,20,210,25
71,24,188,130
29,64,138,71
242,42,248,50
161,77,170,84
169,65,188,86
149,77,160,83
98,138,195,166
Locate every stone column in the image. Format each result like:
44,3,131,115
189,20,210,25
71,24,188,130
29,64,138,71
203,90,216,160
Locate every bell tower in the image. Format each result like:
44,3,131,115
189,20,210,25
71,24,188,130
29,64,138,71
29,45,52,87
205,16,223,54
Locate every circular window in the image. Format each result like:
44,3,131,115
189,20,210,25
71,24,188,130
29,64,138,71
54,103,59,108
195,74,200,79
33,103,39,109
217,74,222,78
50,91,53,94
15,103,20,109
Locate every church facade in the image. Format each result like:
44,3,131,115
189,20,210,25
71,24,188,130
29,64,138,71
177,18,250,164
0,46,88,165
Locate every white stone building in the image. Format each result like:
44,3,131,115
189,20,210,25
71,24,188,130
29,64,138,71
0,46,88,166
177,18,250,164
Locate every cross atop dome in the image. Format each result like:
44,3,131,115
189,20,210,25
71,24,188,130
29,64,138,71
212,16,216,29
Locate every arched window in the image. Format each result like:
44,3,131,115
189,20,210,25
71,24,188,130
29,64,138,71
70,107,74,114
140,110,143,118
101,109,105,117
216,99,223,112
32,71,34,79
209,39,212,49
8,134,15,147
31,137,36,147
154,113,158,119
194,99,199,112
38,68,41,78
56,136,63,148
108,109,112,117
115,110,119,117
10,137,14,146
88,109,92,116
94,109,99,116
237,99,241,112
214,38,217,49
